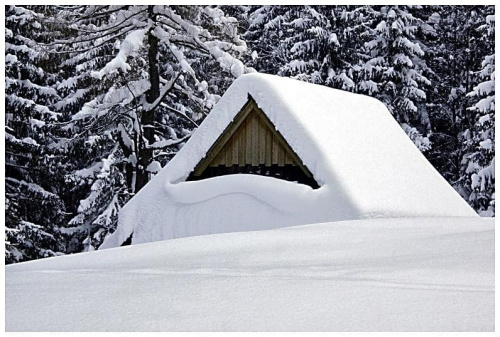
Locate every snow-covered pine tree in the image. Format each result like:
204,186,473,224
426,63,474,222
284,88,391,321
460,8,495,216
360,6,432,138
50,5,251,250
244,5,293,74
421,6,488,184
274,6,333,84
245,5,355,87
324,6,375,91
5,5,67,263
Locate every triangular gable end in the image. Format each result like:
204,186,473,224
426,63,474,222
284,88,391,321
187,95,319,188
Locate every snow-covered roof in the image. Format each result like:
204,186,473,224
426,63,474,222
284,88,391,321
102,73,477,248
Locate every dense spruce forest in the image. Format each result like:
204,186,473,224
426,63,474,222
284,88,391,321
5,5,495,263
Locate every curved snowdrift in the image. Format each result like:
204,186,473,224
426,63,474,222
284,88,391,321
101,173,353,249
166,174,321,212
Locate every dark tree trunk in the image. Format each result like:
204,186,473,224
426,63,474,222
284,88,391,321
117,129,135,193
135,5,160,193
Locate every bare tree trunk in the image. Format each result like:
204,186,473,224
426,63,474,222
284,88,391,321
135,5,160,193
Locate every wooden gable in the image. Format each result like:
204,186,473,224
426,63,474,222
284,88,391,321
187,96,319,188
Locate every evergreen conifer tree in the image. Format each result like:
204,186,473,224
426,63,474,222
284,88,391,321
5,5,67,263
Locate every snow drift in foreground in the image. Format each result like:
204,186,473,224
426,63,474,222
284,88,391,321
6,217,493,332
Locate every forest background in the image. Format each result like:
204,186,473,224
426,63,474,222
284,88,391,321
5,5,495,263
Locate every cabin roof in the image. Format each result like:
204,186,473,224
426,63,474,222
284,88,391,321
101,73,477,249
138,73,478,216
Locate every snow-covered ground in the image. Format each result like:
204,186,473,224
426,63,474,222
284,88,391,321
6,217,494,331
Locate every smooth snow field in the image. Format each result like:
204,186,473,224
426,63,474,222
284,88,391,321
5,217,494,332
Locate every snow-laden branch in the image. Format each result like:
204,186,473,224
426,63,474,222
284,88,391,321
143,72,182,112
160,103,198,127
91,28,148,80
146,133,192,150
42,25,141,55
75,5,128,23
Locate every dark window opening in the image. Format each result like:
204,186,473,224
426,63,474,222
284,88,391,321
187,164,320,189
121,234,133,246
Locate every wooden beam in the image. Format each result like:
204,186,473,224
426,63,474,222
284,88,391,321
258,118,266,164
238,123,245,166
265,127,272,166
245,117,252,164
251,114,259,166
271,134,279,165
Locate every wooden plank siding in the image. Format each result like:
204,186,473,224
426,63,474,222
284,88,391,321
205,109,295,169
189,97,317,187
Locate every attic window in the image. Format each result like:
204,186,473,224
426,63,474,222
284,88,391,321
187,96,320,189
